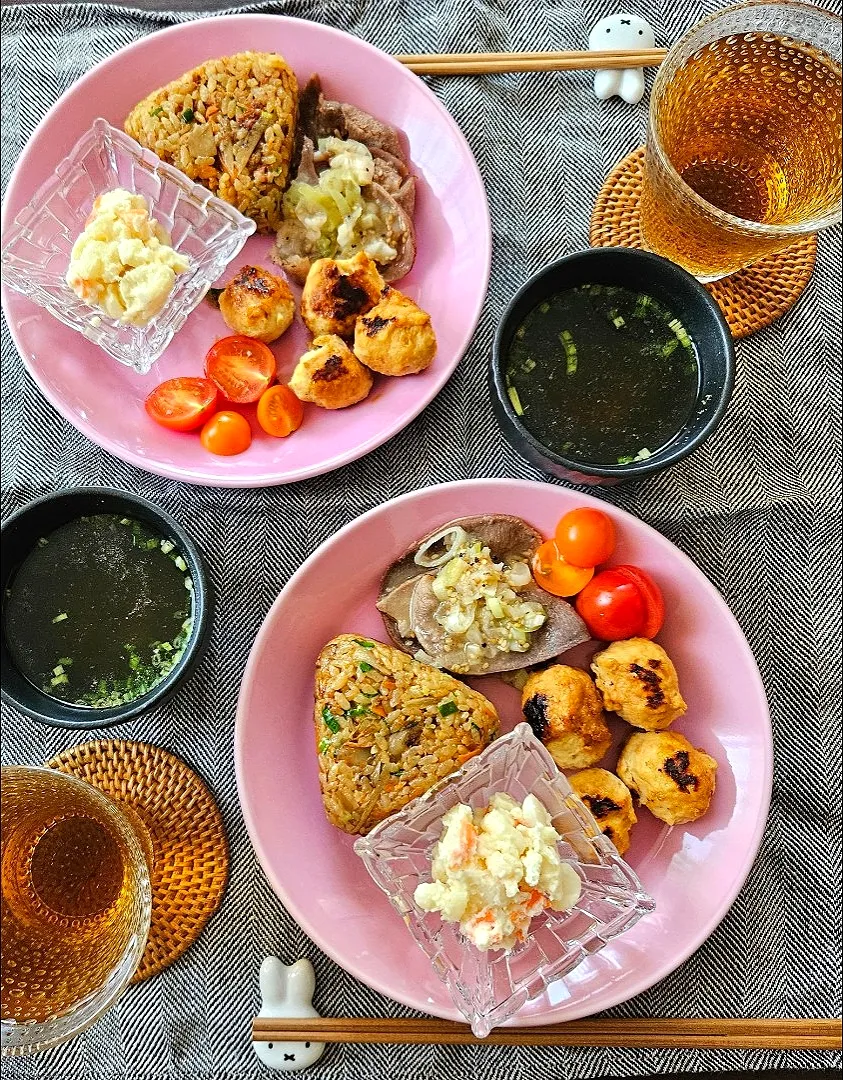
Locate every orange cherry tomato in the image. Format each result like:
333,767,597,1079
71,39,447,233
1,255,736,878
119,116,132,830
199,411,252,456
257,384,304,438
144,377,219,432
555,507,616,568
531,540,595,597
204,336,276,404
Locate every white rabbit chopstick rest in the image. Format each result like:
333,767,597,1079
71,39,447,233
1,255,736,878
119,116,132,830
252,957,326,1072
589,13,656,105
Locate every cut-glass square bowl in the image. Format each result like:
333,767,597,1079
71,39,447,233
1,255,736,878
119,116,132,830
354,723,655,1037
1,118,255,373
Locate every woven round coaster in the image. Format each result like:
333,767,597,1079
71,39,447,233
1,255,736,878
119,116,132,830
589,146,817,339
46,740,228,983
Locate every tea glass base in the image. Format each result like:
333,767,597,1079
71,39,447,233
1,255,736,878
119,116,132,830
590,147,818,340
1,930,148,1058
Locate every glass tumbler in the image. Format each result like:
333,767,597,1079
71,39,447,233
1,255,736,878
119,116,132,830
1,766,152,1056
639,0,842,281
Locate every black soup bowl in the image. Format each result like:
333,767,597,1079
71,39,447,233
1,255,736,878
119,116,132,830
491,247,736,485
1,488,212,729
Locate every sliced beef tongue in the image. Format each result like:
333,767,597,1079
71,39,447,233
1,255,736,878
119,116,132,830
295,136,319,185
334,103,404,159
371,148,416,218
279,73,416,283
366,182,416,281
298,74,409,167
296,75,324,144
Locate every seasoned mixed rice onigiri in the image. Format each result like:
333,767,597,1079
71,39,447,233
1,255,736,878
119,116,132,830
314,635,499,835
125,51,298,233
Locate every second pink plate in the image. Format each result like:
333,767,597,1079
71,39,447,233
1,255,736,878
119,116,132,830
1,16,491,487
236,479,773,1023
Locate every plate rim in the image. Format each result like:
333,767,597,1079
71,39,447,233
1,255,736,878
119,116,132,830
235,477,773,1023
0,14,492,488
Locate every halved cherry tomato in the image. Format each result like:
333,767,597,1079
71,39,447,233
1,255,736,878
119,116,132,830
612,564,665,638
555,507,616,568
199,411,252,456
575,570,646,641
204,336,276,404
531,540,594,597
257,384,304,438
144,377,219,432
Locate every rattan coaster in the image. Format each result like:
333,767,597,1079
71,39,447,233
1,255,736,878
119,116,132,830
46,740,228,983
590,146,817,339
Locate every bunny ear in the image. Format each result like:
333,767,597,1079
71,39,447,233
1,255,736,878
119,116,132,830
259,956,288,1008
285,959,316,1005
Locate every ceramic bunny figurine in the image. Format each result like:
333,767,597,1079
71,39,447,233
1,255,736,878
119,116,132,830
252,957,326,1072
588,13,656,105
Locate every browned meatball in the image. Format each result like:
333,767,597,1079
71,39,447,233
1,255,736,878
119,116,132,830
616,730,717,825
301,252,384,338
592,638,686,730
217,265,295,343
568,768,636,855
354,288,437,376
289,335,372,410
521,665,612,770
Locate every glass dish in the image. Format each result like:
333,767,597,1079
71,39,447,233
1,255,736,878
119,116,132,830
0,118,255,373
354,723,655,1037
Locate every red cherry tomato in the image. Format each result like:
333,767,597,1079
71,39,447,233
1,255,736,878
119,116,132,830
575,570,647,641
199,411,252,456
144,377,219,432
612,564,665,638
531,540,594,597
554,507,616,568
575,565,665,641
204,336,276,404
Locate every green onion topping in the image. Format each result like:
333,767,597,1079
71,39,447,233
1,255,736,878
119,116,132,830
322,708,341,733
507,386,524,415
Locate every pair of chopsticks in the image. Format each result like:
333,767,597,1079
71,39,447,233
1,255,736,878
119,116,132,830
252,1016,843,1049
396,48,668,75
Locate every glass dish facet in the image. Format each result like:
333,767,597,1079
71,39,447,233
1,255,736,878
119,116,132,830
0,118,255,373
354,724,655,1037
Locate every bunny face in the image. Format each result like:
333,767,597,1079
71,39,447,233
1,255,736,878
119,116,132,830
253,1037,324,1072
588,13,655,51
252,958,326,1072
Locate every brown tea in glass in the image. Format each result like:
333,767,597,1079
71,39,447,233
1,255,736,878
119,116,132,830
640,2,842,281
1,766,150,1055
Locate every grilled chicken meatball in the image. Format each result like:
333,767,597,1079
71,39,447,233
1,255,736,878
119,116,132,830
289,334,373,410
591,638,686,730
353,288,437,376
569,768,636,855
217,265,295,343
521,666,612,770
301,252,384,338
616,731,717,826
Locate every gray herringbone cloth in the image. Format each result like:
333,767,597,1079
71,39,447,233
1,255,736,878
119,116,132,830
2,2,841,1078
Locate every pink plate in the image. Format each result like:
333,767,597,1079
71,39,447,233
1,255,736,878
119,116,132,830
236,479,773,1023
0,17,490,487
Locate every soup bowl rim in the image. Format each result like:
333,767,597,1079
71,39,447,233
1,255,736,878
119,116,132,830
490,246,736,481
0,486,212,729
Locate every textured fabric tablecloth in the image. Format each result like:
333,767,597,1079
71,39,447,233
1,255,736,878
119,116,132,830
1,2,841,1078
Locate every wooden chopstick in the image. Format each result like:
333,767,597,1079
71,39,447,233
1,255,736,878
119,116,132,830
252,1016,842,1049
396,48,668,75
